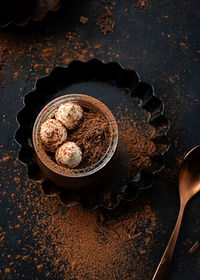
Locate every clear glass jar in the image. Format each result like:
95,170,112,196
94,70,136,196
33,94,118,189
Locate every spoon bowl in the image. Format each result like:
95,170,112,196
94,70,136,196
152,145,200,280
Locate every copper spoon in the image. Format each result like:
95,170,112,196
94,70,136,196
152,145,200,280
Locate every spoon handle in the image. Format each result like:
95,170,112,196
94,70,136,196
152,204,185,280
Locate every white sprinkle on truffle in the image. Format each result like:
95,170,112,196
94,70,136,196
55,142,82,168
40,119,67,152
55,102,83,130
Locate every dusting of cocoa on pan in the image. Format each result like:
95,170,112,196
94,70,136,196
116,107,156,176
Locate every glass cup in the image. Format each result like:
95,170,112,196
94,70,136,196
32,94,118,189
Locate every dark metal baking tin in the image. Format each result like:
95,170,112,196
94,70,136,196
0,0,61,28
15,59,170,210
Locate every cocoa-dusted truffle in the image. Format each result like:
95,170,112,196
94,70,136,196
40,119,67,152
55,102,83,130
55,142,82,168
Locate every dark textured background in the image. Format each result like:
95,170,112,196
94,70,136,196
0,0,200,279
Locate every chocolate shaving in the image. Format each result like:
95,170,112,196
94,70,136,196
188,241,199,254
67,107,110,169
95,2,115,35
145,237,151,246
105,6,112,16
125,232,142,242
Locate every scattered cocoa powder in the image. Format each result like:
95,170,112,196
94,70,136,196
116,106,156,176
95,1,115,35
0,149,158,279
0,32,95,90
31,198,157,280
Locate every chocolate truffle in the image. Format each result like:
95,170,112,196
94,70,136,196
55,142,82,168
55,102,83,130
40,119,67,152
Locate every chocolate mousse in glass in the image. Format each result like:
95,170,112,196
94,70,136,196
32,94,118,189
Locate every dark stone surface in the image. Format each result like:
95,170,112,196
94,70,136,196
0,0,200,279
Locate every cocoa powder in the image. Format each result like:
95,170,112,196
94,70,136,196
116,106,156,177
0,121,161,280
67,107,110,168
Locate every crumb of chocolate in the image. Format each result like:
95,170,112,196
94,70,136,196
94,44,102,49
134,0,148,9
95,2,115,36
109,1,116,6
0,156,11,163
13,71,19,79
37,264,44,270
145,236,151,246
188,241,199,254
79,16,88,24
5,268,11,274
